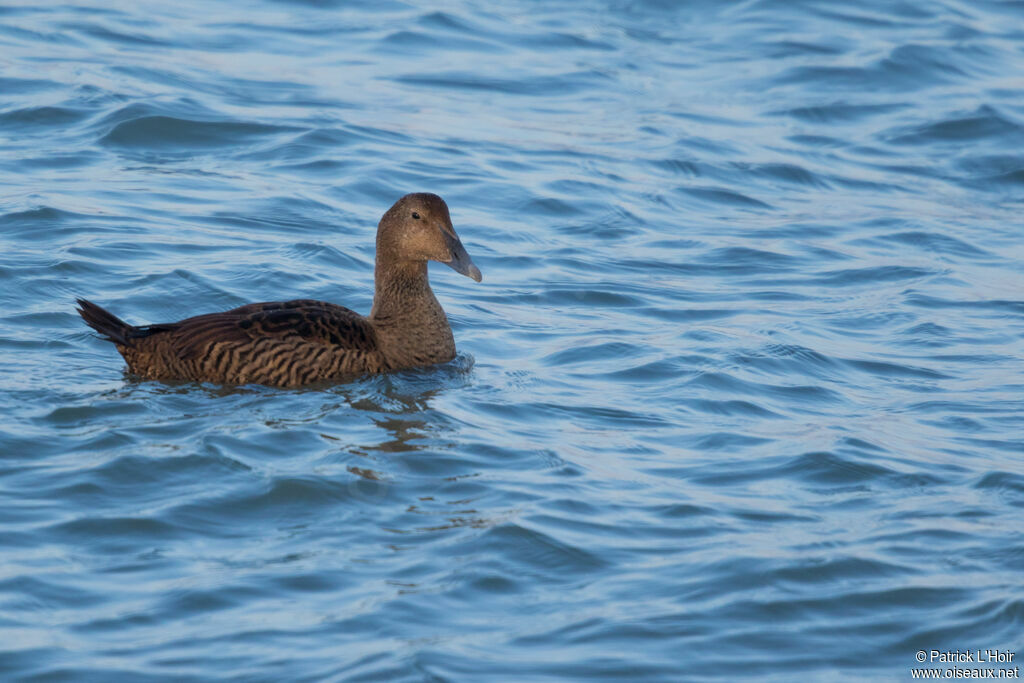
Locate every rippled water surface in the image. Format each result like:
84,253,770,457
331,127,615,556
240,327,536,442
2,0,1024,680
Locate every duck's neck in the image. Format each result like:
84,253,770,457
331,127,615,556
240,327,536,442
369,261,454,363
370,260,434,319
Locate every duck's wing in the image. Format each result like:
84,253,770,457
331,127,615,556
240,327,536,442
137,299,377,359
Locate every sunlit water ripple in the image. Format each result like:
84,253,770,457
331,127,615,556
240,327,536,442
1,0,1023,680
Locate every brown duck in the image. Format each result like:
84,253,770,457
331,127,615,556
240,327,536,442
76,193,482,387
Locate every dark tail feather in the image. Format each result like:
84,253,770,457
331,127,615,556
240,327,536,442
76,298,134,346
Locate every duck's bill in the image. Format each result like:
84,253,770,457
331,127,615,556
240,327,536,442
444,232,483,282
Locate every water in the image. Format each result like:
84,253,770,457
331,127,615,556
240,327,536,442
2,0,1023,679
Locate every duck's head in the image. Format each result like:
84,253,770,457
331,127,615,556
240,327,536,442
377,193,482,282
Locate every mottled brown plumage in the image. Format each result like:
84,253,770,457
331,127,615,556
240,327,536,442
77,193,482,387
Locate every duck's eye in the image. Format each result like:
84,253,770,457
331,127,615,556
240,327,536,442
412,212,421,220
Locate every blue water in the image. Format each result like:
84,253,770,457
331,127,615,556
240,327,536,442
2,0,1023,680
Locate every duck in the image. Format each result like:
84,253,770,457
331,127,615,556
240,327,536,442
76,192,482,387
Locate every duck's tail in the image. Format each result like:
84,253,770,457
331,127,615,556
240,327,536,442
75,298,134,346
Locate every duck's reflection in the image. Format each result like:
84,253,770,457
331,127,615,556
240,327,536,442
126,352,496,535
325,360,504,535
